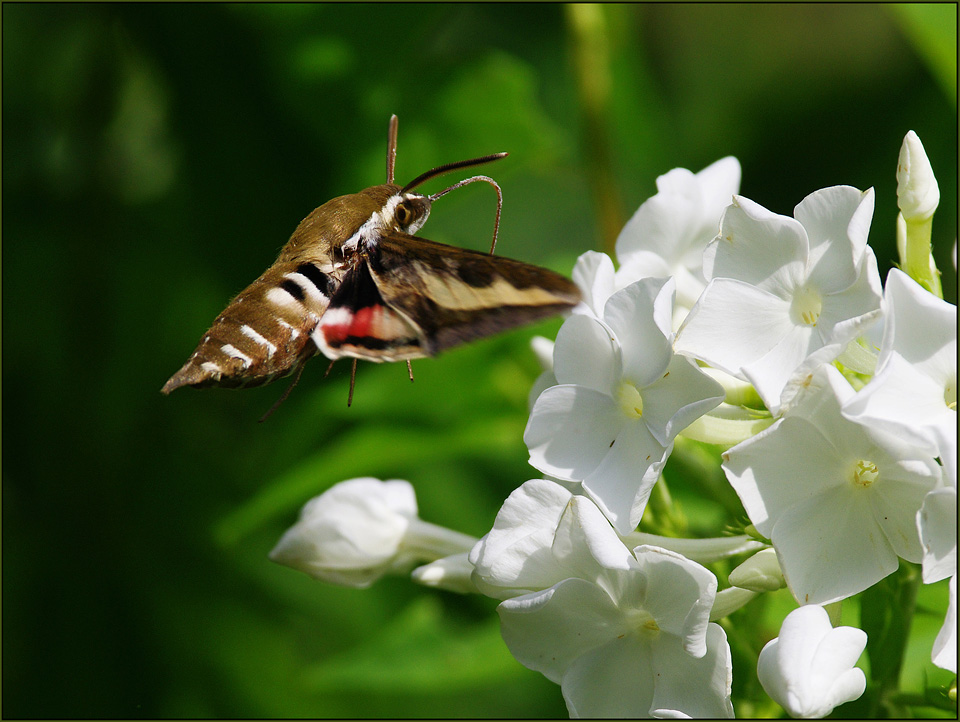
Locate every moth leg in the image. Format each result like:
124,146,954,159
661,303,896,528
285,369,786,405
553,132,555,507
258,362,308,423
323,359,337,379
406,360,414,382
347,359,358,407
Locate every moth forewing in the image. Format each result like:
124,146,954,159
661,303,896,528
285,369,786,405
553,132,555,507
367,234,580,356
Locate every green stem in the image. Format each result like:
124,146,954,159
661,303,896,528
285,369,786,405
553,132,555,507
680,410,775,448
646,474,688,536
900,212,943,298
565,4,624,254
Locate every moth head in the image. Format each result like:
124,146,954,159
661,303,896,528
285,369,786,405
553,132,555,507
384,192,432,235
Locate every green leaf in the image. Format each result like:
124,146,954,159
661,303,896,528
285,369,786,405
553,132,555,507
888,4,958,104
861,562,925,717
299,596,523,693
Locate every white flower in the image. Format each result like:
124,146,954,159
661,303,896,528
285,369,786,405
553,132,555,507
897,130,940,221
675,187,882,415
270,477,476,588
757,605,867,718
473,481,734,718
842,268,957,488
722,365,941,605
524,277,725,533
616,157,741,326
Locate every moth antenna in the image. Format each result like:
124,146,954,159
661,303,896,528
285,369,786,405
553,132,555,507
430,175,503,254
386,115,399,184
401,152,507,194
258,362,308,423
406,360,414,382
347,359,358,407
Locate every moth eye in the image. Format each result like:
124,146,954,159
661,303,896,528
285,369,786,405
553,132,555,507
395,203,410,226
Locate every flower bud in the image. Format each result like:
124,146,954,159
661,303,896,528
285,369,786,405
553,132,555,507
897,130,939,221
729,548,786,592
758,605,867,718
269,478,419,588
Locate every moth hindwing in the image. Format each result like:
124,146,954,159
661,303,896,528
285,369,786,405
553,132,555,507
162,115,581,402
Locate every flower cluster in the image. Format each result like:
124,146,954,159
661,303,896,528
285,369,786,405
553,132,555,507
270,131,955,718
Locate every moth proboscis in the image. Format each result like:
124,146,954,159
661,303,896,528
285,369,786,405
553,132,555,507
162,115,581,411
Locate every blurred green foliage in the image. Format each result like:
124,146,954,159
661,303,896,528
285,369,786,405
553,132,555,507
3,4,955,718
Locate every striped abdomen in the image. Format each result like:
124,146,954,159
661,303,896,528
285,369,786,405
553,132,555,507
161,260,338,393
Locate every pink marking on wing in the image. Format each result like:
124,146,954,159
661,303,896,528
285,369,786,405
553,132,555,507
322,306,380,344
351,307,376,337
322,322,347,344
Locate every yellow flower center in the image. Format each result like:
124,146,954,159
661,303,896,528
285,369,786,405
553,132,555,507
945,376,956,411
792,286,823,326
617,381,644,419
851,459,879,488
623,607,660,640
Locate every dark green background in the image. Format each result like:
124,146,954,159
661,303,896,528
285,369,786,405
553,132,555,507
3,4,956,718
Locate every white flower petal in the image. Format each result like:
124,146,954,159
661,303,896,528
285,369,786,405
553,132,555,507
650,623,735,719
528,368,558,412
553,313,621,392
787,363,856,432
669,265,710,319
469,479,575,597
642,354,725,446
932,575,956,673
741,323,820,414
675,278,793,378
552,495,637,580
918,486,958,584
868,460,937,564
616,184,702,268
654,165,700,196
796,186,874,294
571,250,617,318
778,344,851,415
773,488,900,605
582,422,670,534
562,635,656,718
525,385,624,481
530,335,554,372
603,277,674,387
694,156,741,217
816,246,883,341
614,250,673,292
498,578,628,685
631,545,717,655
881,268,957,378
934,424,957,490
723,416,845,537
705,195,808,294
